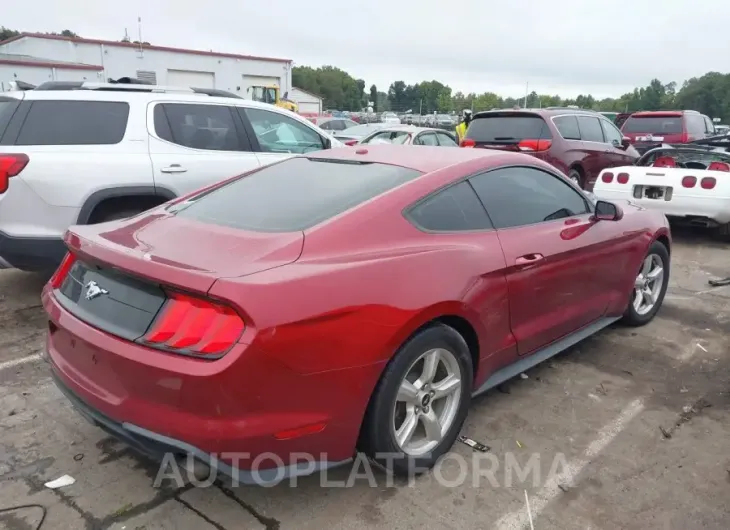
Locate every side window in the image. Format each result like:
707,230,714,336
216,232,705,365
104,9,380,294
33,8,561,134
242,107,325,154
576,116,605,143
363,130,410,145
436,132,458,147
600,119,623,145
553,115,581,140
418,133,439,146
154,104,243,151
686,114,705,136
704,116,715,134
407,181,492,231
319,120,335,130
16,101,129,146
470,166,590,229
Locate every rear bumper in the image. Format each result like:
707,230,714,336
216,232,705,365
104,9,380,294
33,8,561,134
595,189,730,224
0,231,66,271
50,369,350,484
43,285,374,477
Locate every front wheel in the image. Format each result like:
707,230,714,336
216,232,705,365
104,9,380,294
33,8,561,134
360,324,473,476
622,241,670,326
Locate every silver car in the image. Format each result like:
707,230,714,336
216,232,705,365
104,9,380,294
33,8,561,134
358,126,458,147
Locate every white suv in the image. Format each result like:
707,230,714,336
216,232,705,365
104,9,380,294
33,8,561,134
0,81,341,271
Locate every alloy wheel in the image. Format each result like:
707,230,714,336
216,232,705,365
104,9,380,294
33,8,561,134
392,348,462,456
633,253,664,315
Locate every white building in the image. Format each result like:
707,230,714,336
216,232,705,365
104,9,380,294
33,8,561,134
289,87,323,115
0,33,293,99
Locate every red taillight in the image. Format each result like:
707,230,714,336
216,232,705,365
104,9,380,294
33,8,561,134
602,172,614,183
50,252,76,289
0,154,29,194
517,139,552,152
617,172,629,184
682,176,697,188
701,177,716,189
142,292,244,356
460,138,476,148
344,140,358,146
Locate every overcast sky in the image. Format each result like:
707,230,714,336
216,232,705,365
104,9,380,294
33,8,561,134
5,0,730,98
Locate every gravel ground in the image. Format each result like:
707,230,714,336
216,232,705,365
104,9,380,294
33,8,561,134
0,226,729,530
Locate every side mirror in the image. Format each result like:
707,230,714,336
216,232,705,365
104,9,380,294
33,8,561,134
595,200,623,221
322,136,332,149
620,136,631,149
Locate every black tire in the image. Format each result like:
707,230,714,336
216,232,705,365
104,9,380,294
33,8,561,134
92,210,141,224
360,323,473,476
568,168,584,189
622,240,670,326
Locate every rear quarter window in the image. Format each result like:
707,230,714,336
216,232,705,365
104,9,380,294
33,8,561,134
174,157,422,232
466,115,551,142
553,115,581,140
15,101,129,145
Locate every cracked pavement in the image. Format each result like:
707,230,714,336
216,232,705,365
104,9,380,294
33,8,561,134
1,226,729,529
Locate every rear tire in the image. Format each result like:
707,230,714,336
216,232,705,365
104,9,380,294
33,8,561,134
568,168,584,189
622,241,670,326
360,324,473,476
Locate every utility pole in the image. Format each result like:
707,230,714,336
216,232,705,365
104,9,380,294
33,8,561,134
524,82,529,108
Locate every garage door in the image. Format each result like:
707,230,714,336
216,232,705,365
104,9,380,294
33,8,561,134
297,101,321,114
167,69,215,89
243,75,281,92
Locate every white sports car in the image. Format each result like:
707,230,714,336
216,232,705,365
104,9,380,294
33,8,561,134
594,137,730,232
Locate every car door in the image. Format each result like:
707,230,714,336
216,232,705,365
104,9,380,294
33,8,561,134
435,131,458,147
600,118,635,166
238,106,329,167
148,102,258,196
470,165,624,355
575,115,611,187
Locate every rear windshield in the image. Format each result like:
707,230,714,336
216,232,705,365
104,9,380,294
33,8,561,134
174,157,422,232
622,116,682,134
363,130,410,145
466,115,551,142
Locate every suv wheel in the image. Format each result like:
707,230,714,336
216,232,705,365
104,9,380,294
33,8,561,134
568,169,584,189
94,210,140,223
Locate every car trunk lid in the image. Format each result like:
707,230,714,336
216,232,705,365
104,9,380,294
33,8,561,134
64,211,304,294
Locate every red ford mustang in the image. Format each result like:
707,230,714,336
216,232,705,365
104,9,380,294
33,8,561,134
42,145,671,482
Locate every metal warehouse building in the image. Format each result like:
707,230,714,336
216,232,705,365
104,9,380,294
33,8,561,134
0,33,298,100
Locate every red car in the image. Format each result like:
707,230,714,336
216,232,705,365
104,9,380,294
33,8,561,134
620,110,716,154
43,145,671,482
461,108,640,191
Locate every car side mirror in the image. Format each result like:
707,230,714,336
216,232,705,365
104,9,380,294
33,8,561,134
322,136,332,149
620,136,631,149
595,200,623,221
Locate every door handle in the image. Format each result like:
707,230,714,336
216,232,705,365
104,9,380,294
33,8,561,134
160,164,188,174
515,253,544,266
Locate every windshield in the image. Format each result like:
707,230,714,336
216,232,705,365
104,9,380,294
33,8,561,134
175,157,422,232
638,147,730,168
622,116,682,134
363,130,410,145
466,115,551,142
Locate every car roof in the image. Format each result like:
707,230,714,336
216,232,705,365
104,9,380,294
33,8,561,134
368,125,447,133
631,110,697,117
472,108,602,118
307,144,505,173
